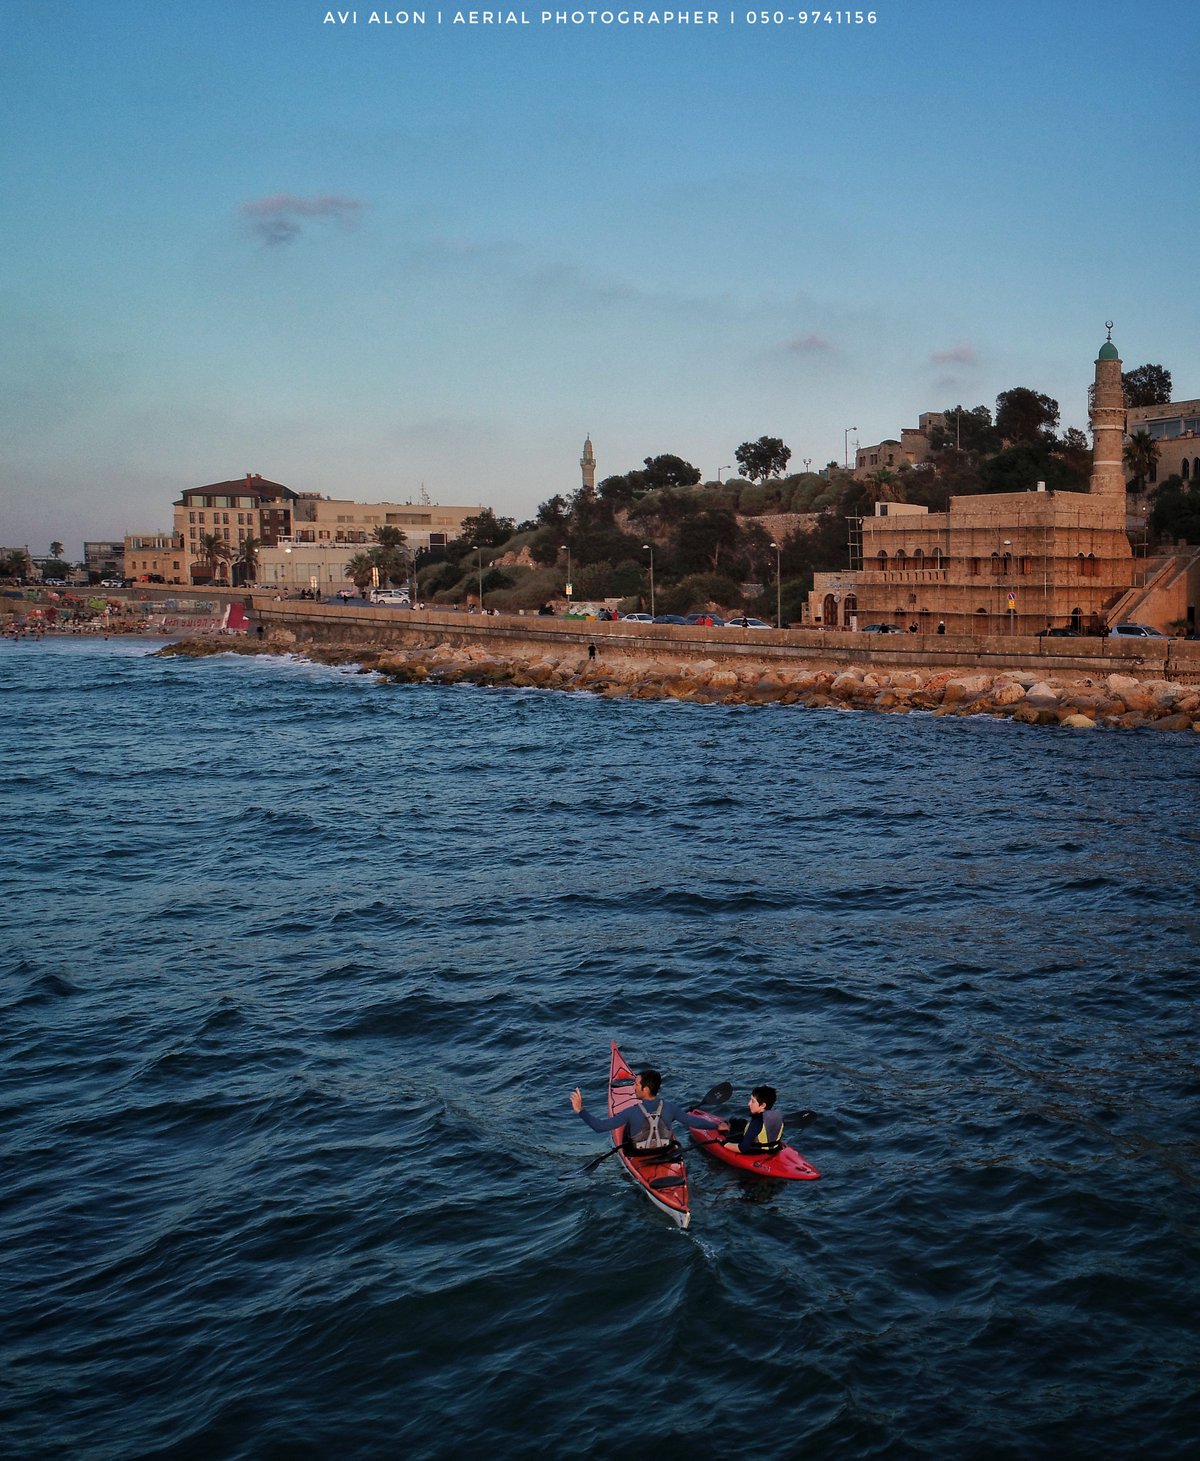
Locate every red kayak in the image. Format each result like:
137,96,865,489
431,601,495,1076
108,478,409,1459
689,1112,820,1181
608,1041,691,1228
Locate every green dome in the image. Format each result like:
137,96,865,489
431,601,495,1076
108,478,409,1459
1098,341,1119,361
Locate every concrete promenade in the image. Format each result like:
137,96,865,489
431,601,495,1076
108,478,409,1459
249,600,1200,685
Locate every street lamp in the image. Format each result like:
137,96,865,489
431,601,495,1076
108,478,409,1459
803,458,812,473
477,547,484,611
718,465,732,483
1003,539,1014,634
770,541,782,629
844,427,857,470
560,543,572,602
642,543,655,618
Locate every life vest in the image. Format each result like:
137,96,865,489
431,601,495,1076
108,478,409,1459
632,1098,672,1150
750,1112,784,1150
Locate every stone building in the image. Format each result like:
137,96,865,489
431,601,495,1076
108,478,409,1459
124,532,187,584
1126,397,1200,486
581,435,596,493
855,413,945,479
174,474,299,582
808,332,1136,635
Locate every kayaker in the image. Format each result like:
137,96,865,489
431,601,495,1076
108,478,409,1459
723,1086,784,1154
571,1070,726,1154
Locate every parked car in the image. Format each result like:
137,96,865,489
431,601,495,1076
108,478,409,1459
684,613,725,626
371,590,411,607
724,616,773,629
1109,622,1165,638
99,579,124,588
43,578,66,587
652,614,688,625
860,623,904,634
1037,627,1080,638
622,612,653,622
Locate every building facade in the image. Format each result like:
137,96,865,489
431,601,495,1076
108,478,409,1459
1126,397,1200,486
809,333,1136,634
173,474,299,582
855,413,945,478
287,494,481,552
124,532,187,584
84,540,125,580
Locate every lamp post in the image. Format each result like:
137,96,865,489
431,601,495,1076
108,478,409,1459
642,543,655,617
477,547,484,612
560,543,572,603
803,458,812,473
718,465,732,483
770,541,782,629
1003,539,1014,634
844,427,857,470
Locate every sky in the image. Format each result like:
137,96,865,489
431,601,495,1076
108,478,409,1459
1,0,1198,555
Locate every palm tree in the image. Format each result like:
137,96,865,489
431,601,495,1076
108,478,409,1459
1,547,31,580
234,535,262,586
371,525,409,587
50,541,64,559
345,551,376,594
1123,430,1159,494
196,532,232,584
864,468,905,506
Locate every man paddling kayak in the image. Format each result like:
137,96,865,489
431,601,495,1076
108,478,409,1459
571,1069,726,1153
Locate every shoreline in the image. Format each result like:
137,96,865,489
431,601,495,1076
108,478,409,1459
158,637,1200,732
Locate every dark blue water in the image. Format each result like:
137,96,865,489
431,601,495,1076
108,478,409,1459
2,637,1198,1459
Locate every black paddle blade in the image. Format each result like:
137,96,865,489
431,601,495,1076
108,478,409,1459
692,1081,732,1110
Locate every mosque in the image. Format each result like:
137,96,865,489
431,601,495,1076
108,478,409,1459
803,330,1198,635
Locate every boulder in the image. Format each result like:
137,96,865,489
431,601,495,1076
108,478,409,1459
1024,681,1059,708
1059,713,1097,729
1148,712,1195,732
890,670,924,691
943,673,992,704
991,681,1027,707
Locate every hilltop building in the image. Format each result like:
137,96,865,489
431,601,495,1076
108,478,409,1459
807,331,1137,635
854,414,945,479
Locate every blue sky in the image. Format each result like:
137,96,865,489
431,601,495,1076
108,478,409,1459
1,0,1197,553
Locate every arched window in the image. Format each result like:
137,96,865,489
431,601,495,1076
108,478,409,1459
991,552,1002,575
895,549,907,569
1194,457,1200,479
1070,606,1083,633
843,594,857,618
932,547,944,571
913,548,925,570
1086,552,1097,578
1077,553,1086,575
876,550,888,570
822,593,839,628
1184,458,1191,481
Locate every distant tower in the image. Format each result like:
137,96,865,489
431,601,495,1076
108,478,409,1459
581,435,596,494
1090,323,1126,497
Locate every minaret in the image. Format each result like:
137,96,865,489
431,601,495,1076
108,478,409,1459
1089,322,1126,497
580,435,596,494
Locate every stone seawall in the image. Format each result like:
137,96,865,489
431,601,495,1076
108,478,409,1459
250,601,1200,684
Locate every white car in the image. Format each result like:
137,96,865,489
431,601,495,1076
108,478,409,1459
1109,622,1164,638
371,591,411,607
622,612,653,622
723,616,773,629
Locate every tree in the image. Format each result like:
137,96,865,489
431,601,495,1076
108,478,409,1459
535,494,568,528
196,532,232,582
734,436,791,483
640,454,701,491
49,541,64,559
1123,430,1160,493
995,388,1060,445
371,525,409,586
344,551,376,592
863,468,905,505
929,405,1000,456
1122,363,1172,407
1149,476,1200,543
456,508,516,549
1,547,31,579
234,535,262,586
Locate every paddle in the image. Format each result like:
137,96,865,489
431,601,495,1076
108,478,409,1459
563,1081,732,1178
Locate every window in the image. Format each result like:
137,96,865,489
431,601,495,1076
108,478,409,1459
932,547,944,570
991,552,1002,575
968,557,981,575
1184,459,1191,481
1077,553,1086,575
1018,556,1030,575
895,549,907,567
1085,553,1097,578
913,548,925,569
876,550,888,570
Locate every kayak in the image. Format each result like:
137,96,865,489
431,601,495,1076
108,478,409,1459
608,1041,691,1228
689,1112,820,1181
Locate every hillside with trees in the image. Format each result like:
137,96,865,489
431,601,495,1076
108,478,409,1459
403,368,1184,617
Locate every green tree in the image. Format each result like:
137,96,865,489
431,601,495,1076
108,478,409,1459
673,508,741,576
234,535,262,585
345,552,376,592
196,532,232,583
1149,476,1200,542
1123,430,1160,493
734,436,791,483
995,388,1060,445
929,405,1000,456
536,494,568,528
371,525,409,586
864,468,905,505
49,541,65,559
980,442,1085,494
1122,363,1173,407
1,547,31,578
640,454,701,491
456,508,516,549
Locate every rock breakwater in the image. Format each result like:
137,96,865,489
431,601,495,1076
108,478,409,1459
158,638,1200,730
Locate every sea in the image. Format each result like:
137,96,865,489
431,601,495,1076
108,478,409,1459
2,636,1198,1460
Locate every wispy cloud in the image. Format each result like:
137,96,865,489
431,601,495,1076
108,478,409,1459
783,333,834,354
240,193,365,246
930,344,978,367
